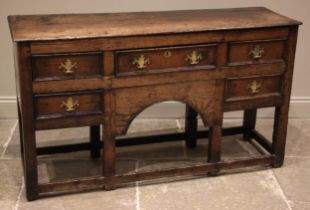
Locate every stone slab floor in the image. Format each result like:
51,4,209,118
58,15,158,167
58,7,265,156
1,118,310,210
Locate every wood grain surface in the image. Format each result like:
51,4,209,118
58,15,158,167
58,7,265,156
8,7,301,41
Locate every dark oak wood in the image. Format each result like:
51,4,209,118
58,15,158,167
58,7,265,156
228,39,285,66
30,27,290,54
185,106,198,148
37,155,274,196
225,75,282,102
9,8,301,200
90,125,101,158
272,26,299,167
34,91,103,120
8,7,300,42
116,44,216,75
16,43,39,201
243,109,257,141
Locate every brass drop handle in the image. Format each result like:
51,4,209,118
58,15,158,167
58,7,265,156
59,59,77,74
61,97,79,112
247,80,262,94
249,45,265,59
185,51,203,65
132,54,150,69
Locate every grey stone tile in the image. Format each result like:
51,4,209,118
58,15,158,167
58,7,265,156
126,119,178,134
289,201,310,210
117,141,185,159
256,119,310,157
0,119,16,156
138,170,289,210
286,120,310,157
18,197,65,210
0,159,23,206
184,136,254,160
3,127,21,158
117,119,183,159
273,157,310,202
0,201,16,210
61,187,136,210
4,126,91,159
176,118,242,130
37,158,136,183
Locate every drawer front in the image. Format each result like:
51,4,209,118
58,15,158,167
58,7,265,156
32,52,102,81
34,92,103,120
228,40,285,66
116,44,217,75
225,75,281,102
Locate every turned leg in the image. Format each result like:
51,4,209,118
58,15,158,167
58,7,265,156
243,109,257,141
90,125,101,158
185,106,198,148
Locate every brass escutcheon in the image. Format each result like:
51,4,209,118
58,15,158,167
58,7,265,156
185,51,203,65
164,51,172,58
61,97,79,112
249,45,265,59
132,54,150,69
58,59,77,74
247,80,262,94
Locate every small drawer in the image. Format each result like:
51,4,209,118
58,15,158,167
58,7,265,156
225,75,281,102
34,91,103,120
116,44,217,75
228,40,285,66
32,52,102,81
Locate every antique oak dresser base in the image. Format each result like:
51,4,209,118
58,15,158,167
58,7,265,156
8,7,301,200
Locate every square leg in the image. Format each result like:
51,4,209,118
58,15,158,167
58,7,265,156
207,124,222,176
185,105,198,148
90,125,101,158
272,106,289,167
243,109,257,141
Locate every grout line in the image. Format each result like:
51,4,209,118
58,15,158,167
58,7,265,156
269,170,293,210
135,161,141,210
1,121,18,158
285,155,310,158
12,179,24,210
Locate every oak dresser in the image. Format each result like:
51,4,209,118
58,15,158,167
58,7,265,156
8,7,301,200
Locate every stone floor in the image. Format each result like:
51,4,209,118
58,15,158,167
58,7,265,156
1,118,310,210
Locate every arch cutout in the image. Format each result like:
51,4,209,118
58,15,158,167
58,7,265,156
115,100,213,136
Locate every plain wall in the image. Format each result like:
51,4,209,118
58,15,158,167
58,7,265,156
0,0,309,118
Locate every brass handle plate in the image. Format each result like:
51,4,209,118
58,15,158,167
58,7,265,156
186,51,203,65
59,59,77,74
247,80,262,94
249,45,265,59
61,97,79,112
132,54,150,69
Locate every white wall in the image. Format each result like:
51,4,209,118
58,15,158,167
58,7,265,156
0,0,309,118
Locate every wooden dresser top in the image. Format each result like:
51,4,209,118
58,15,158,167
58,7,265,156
8,7,301,42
